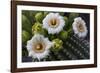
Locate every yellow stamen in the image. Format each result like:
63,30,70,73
35,43,43,50
49,18,59,28
51,19,57,25
77,24,85,32
33,43,45,53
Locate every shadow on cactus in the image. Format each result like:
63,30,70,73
22,10,90,62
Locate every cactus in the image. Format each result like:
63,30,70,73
29,34,89,62
22,11,90,62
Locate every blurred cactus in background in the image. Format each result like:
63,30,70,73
22,30,31,44
22,10,90,62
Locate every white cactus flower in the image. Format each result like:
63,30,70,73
43,13,65,34
26,34,53,60
72,17,88,38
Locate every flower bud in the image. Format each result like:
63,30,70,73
52,39,63,52
32,22,42,34
59,30,68,40
35,12,44,23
